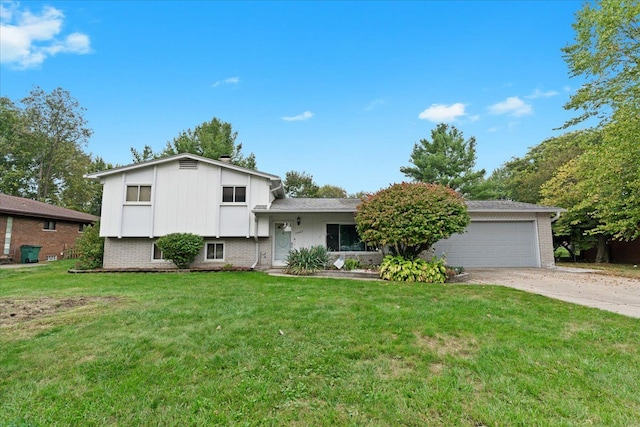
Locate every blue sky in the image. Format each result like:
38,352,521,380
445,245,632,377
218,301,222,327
1,0,589,194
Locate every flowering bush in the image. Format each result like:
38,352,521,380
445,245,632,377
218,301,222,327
356,182,469,260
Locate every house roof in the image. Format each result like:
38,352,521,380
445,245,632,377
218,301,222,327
465,200,564,213
0,193,99,223
85,153,282,181
253,198,564,214
86,153,285,198
253,198,361,213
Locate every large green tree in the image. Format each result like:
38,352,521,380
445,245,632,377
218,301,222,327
562,0,639,128
0,97,30,196
498,130,598,204
283,170,350,198
400,123,485,198
283,171,319,198
355,182,470,259
544,0,640,260
1,88,95,209
22,87,93,203
131,117,256,169
317,185,348,198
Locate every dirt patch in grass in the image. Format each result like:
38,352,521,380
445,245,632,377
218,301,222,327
0,296,119,326
414,332,478,358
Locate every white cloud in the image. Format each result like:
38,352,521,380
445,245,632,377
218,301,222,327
364,99,385,111
0,1,91,69
282,111,314,122
212,76,240,88
418,103,466,122
488,97,533,117
526,88,559,99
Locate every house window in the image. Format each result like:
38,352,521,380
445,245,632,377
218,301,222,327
79,223,88,232
222,186,246,203
326,224,373,252
126,185,152,202
152,243,164,261
43,220,56,231
206,242,224,261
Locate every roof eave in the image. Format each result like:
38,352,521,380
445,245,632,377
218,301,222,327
252,208,357,214
467,208,566,213
0,209,98,222
85,153,281,181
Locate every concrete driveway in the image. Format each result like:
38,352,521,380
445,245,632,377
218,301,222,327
466,267,640,319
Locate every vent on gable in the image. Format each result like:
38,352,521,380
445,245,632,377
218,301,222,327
179,159,199,169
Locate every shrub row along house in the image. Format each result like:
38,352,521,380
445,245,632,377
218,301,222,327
0,193,98,263
86,154,562,270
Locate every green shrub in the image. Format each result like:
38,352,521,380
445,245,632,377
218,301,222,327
74,222,104,270
379,255,447,283
343,258,362,271
156,233,204,269
285,245,329,275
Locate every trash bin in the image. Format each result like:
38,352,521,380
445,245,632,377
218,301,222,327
20,245,42,263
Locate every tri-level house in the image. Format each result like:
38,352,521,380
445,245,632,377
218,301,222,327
87,153,562,270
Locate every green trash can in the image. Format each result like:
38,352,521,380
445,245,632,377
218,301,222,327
20,245,42,263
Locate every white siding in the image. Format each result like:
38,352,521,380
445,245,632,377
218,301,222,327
153,162,220,235
99,159,272,238
267,212,363,250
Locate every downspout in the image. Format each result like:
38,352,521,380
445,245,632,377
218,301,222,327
551,211,561,223
251,215,260,269
268,180,283,209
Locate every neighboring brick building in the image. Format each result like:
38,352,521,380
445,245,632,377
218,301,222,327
0,193,98,263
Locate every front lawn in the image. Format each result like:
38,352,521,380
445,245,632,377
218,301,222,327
1,262,638,426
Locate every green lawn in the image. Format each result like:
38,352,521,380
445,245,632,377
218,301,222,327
1,262,639,426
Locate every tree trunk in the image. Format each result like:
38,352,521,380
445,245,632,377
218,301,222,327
594,234,610,263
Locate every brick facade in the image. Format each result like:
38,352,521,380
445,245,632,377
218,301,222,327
536,212,556,268
104,237,272,270
1,214,87,263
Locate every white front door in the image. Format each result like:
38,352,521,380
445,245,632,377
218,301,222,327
273,222,292,266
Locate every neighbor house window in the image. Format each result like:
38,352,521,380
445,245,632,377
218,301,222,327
79,223,87,232
326,224,373,252
126,185,152,202
222,186,246,203
43,220,56,231
206,242,224,260
152,243,164,261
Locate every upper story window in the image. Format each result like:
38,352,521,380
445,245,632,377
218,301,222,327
126,185,152,203
222,186,246,203
43,220,56,231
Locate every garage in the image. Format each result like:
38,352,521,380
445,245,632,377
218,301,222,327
432,221,540,268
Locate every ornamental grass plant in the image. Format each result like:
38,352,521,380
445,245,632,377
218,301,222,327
285,245,329,275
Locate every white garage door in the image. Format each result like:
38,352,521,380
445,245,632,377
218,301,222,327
432,221,539,267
